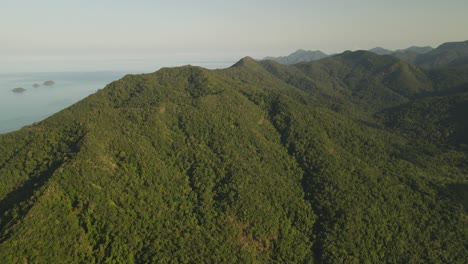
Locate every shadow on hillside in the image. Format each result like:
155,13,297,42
440,183,468,212
0,161,62,242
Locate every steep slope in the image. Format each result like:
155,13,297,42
0,66,316,263
288,51,434,112
0,58,466,263
259,51,468,127
415,40,468,68
392,50,420,64
257,59,356,114
263,49,328,65
426,65,468,93
381,89,468,146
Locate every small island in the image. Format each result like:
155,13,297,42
32,83,40,88
12,87,26,93
43,80,55,86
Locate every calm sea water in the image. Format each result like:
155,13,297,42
0,71,127,134
0,62,234,134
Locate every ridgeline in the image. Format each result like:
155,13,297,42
0,50,467,263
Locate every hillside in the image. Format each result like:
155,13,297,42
263,41,468,70
286,51,435,112
365,41,468,68
380,90,468,146
391,46,434,64
0,54,467,263
414,40,468,68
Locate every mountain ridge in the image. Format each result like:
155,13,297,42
414,40,468,68
263,41,468,68
0,50,466,263
263,49,328,65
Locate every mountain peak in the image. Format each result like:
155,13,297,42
231,56,259,68
292,49,307,54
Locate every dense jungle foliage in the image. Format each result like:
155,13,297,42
0,51,467,263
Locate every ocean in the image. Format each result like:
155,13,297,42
0,61,234,134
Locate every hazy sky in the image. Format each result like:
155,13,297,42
1,0,467,72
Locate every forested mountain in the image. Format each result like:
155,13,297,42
381,90,468,145
394,46,434,54
0,51,467,263
368,46,434,58
263,49,328,65
391,46,434,64
264,44,436,66
414,40,468,68
265,41,468,70
368,41,468,68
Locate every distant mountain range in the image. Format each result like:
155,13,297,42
264,40,468,69
414,40,468,68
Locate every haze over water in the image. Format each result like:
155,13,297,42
2,1,467,134
0,71,122,134
0,61,233,134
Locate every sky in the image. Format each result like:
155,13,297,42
1,0,468,72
